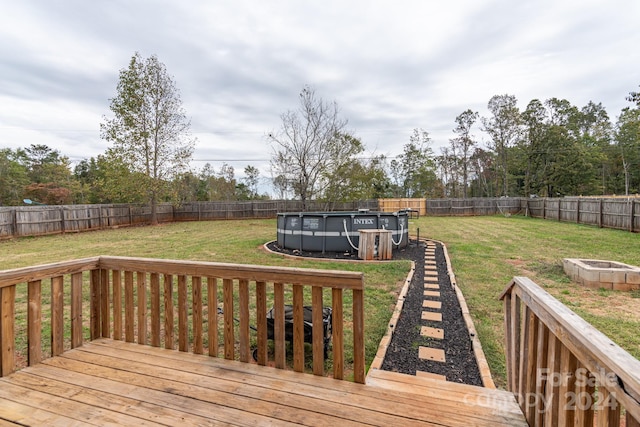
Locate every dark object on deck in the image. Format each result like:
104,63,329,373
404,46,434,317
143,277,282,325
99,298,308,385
254,305,333,361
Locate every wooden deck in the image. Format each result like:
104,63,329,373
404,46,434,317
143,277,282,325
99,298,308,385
0,339,526,426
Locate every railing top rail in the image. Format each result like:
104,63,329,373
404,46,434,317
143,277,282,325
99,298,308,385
0,256,364,290
0,257,101,288
501,276,640,407
98,256,364,289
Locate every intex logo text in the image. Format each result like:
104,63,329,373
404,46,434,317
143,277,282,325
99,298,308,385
353,218,374,225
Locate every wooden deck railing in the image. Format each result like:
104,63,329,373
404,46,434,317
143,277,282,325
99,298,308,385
0,256,365,383
501,277,640,426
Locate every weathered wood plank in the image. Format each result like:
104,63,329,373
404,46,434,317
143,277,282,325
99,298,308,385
273,282,285,369
100,269,109,338
177,275,188,352
239,279,250,363
98,256,364,290
312,286,324,376
192,276,203,354
0,257,100,289
207,276,218,357
0,285,16,376
332,288,344,380
112,271,122,341
124,271,134,343
352,288,365,384
70,272,83,349
27,280,42,366
255,281,267,365
149,273,160,347
292,284,304,373
163,274,173,349
90,269,101,340
136,272,146,345
51,276,64,356
223,278,234,360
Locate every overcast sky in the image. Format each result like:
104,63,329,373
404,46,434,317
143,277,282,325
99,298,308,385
1,0,639,190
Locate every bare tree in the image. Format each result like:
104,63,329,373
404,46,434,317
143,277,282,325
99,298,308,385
101,52,195,224
268,86,359,210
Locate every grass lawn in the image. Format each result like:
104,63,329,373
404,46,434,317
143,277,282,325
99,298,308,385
2,215,638,389
413,214,640,388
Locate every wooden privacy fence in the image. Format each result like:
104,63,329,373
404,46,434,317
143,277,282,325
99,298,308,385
1,197,637,239
0,256,366,383
501,277,640,427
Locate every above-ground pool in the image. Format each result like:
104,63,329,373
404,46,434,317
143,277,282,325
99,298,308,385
276,210,409,253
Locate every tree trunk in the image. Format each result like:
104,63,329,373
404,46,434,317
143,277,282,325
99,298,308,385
150,192,158,225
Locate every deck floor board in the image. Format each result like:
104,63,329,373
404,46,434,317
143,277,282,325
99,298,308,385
0,339,526,426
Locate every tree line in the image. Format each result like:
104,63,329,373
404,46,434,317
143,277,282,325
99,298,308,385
1,53,639,214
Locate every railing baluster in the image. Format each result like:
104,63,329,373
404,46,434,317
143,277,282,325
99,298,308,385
534,319,549,427
207,277,218,357
557,342,577,425
352,287,365,384
137,272,147,345
192,276,203,355
90,269,101,340
312,286,324,376
238,279,250,363
51,276,64,356
27,280,42,366
273,282,285,369
223,278,234,360
112,271,122,341
627,411,640,427
255,281,267,365
596,386,620,427
0,284,16,376
510,292,522,395
292,284,304,373
71,272,83,349
575,363,595,427
150,273,160,347
503,290,514,392
544,332,561,427
178,275,188,352
332,288,344,380
163,274,173,349
100,269,109,338
124,271,134,343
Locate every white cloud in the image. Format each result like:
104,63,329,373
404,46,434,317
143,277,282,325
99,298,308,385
1,0,639,183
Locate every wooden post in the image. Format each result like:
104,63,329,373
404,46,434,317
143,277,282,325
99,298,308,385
11,208,17,237
599,199,603,228
576,198,580,224
630,199,636,233
0,285,16,377
60,206,66,234
543,198,546,220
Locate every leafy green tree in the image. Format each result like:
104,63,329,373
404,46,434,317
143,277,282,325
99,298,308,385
450,109,479,198
101,52,195,224
482,94,521,196
268,86,359,210
393,128,441,198
242,165,260,198
0,148,29,205
614,107,640,194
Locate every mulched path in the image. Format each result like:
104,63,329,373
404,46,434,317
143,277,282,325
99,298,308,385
266,240,483,386
382,241,483,385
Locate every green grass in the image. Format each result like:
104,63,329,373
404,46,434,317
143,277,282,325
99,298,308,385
0,220,411,374
3,215,638,388
412,215,640,388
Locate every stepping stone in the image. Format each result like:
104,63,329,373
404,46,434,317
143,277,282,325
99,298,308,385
423,291,440,298
424,283,439,290
416,370,447,381
424,266,437,272
419,346,446,363
424,260,437,265
420,326,444,339
422,299,441,309
424,272,438,278
421,311,442,322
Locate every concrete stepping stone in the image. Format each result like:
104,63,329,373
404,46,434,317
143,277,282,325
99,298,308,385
416,370,447,381
422,299,442,309
423,290,440,298
419,346,446,362
421,311,442,322
424,283,439,290
420,326,444,339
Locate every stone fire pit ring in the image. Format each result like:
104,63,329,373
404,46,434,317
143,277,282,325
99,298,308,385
563,258,640,291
